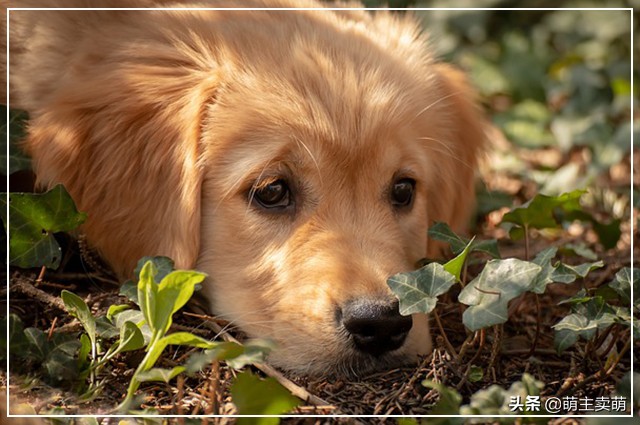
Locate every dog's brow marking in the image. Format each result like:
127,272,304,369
418,136,474,171
294,136,323,187
414,91,459,119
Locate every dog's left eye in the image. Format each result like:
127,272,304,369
391,178,415,208
252,179,292,209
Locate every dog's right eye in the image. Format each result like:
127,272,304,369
252,179,292,210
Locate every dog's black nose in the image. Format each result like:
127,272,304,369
341,298,412,356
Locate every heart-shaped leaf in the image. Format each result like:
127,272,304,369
1,185,87,269
388,263,456,315
458,259,541,331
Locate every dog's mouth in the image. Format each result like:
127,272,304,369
330,349,411,379
262,296,425,378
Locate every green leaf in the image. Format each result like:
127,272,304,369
608,267,632,305
231,371,300,423
553,314,590,352
61,290,96,348
421,380,463,417
428,222,500,258
553,297,618,353
428,222,467,253
136,366,186,383
552,261,604,283
388,263,457,315
154,270,206,335
119,280,138,305
0,106,31,175
468,365,484,383
225,339,276,370
460,373,545,417
143,332,220,374
558,242,598,261
159,331,218,349
184,342,245,373
8,314,29,361
107,304,131,322
134,256,175,283
443,236,474,281
117,321,145,353
44,338,81,384
501,189,586,232
1,185,87,269
24,327,49,362
78,333,91,370
137,261,159,335
458,259,542,331
529,247,603,294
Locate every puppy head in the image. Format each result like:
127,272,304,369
20,8,485,376
195,13,486,375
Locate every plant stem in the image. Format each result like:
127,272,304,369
524,225,530,261
433,309,458,360
526,294,541,358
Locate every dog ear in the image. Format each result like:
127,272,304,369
22,34,220,277
426,63,487,257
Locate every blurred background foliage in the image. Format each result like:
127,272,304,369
352,1,635,223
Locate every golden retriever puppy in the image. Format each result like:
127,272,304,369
5,0,486,376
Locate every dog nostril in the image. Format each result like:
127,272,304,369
341,298,412,356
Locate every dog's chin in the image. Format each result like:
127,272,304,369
268,349,416,379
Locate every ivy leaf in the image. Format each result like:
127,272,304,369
501,189,586,232
134,256,175,283
607,267,632,306
553,297,618,353
388,263,457,316
458,259,542,331
553,313,593,353
428,222,468,253
529,247,603,294
460,373,545,416
231,371,300,424
551,261,604,284
0,106,31,175
428,222,500,258
1,185,87,269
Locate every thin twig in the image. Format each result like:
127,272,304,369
557,338,631,397
11,274,66,311
35,266,47,286
432,309,458,360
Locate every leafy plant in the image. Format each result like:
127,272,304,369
0,105,31,175
1,184,87,269
51,256,297,415
553,267,634,354
420,374,546,421
389,223,603,333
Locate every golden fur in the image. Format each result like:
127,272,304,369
4,0,486,376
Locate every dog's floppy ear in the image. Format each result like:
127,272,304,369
426,63,487,256
22,31,220,277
